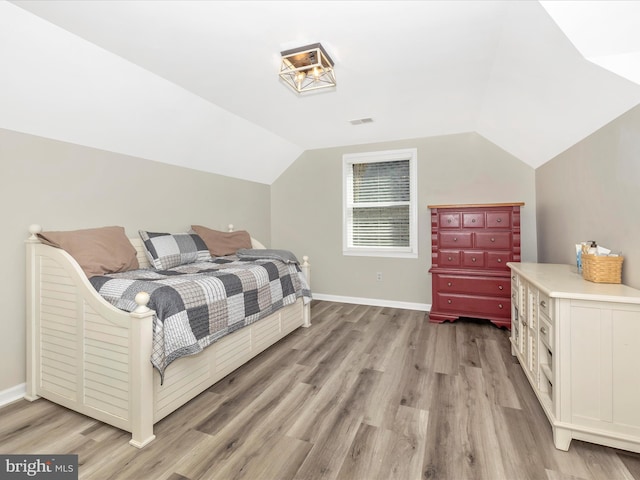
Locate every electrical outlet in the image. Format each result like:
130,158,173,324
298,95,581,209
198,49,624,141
376,272,383,281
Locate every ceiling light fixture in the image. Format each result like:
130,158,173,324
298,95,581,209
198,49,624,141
279,43,336,93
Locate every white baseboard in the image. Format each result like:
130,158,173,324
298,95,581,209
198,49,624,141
0,383,26,408
312,293,431,312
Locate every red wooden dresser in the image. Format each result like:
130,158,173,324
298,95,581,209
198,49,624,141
428,202,524,329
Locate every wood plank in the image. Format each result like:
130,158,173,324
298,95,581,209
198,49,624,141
376,404,428,480
335,422,392,480
476,336,522,409
292,368,382,480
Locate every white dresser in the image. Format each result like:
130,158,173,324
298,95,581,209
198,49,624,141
508,262,640,453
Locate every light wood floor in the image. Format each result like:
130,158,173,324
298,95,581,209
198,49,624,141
2,300,640,480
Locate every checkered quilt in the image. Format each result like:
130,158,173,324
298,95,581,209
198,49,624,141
90,256,312,381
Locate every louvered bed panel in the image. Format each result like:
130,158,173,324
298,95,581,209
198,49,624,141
84,305,131,422
39,258,79,402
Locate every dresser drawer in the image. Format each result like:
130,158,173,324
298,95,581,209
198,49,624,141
463,212,485,228
511,272,519,291
511,273,520,308
475,232,512,250
487,251,511,269
486,211,511,228
439,212,460,228
511,288,519,309
539,313,553,350
436,274,510,296
439,231,473,248
438,250,461,266
538,291,552,320
462,251,486,268
436,293,510,317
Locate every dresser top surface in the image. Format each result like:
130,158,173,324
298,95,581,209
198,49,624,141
428,202,525,209
508,262,640,304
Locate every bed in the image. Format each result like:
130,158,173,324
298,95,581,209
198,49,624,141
24,224,311,448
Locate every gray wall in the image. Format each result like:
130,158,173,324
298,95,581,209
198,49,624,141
0,128,271,393
536,104,640,288
271,132,537,306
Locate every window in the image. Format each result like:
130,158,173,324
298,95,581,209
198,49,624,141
343,148,417,258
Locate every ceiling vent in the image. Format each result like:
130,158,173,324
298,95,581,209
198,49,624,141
349,118,374,125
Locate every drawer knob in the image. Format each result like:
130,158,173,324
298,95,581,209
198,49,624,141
447,299,452,304
497,258,502,263
472,219,476,223
498,304,504,309
448,256,453,261
472,257,477,262
498,285,504,290
540,300,546,308
447,219,452,224
540,326,547,335
522,320,527,327
497,218,502,223
453,237,458,242
447,282,452,287
491,237,495,242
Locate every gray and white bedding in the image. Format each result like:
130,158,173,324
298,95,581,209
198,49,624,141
236,248,301,264
90,255,312,381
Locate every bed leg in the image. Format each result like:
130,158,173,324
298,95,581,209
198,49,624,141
129,293,156,448
301,256,311,327
25,227,42,402
303,303,311,328
129,432,156,449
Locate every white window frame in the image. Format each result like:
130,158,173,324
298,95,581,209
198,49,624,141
342,148,418,258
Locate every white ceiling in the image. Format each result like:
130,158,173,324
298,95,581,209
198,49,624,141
540,1,640,85
2,1,640,184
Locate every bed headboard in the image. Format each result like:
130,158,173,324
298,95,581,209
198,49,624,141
130,238,152,269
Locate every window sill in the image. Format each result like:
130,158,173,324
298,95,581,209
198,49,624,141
343,249,418,259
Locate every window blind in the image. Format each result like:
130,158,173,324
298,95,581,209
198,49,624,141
348,159,411,248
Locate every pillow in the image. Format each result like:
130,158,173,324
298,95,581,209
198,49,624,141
37,226,139,278
139,230,211,270
191,225,252,257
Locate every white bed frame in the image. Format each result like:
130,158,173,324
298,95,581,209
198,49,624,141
24,224,310,448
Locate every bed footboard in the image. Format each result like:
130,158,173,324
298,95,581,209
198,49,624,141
26,226,158,447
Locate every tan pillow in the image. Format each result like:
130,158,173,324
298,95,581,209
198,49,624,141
38,226,139,278
191,225,252,257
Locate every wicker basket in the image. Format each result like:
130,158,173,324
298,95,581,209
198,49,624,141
581,254,624,283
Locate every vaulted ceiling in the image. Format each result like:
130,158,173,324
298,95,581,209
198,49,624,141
2,1,640,184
